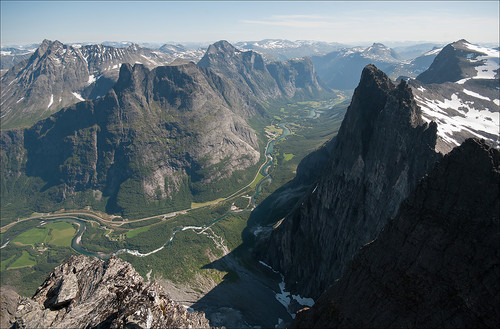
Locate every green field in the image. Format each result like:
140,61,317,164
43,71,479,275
249,172,265,188
283,153,295,161
0,254,17,271
126,226,152,239
11,221,76,247
45,222,77,246
8,250,36,269
11,227,48,245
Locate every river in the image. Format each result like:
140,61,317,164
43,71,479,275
2,120,296,259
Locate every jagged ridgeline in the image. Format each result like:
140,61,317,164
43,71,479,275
263,65,441,299
0,40,329,220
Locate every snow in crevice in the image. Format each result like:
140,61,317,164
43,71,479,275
463,89,491,101
47,94,54,108
72,92,84,101
259,261,315,319
88,74,96,85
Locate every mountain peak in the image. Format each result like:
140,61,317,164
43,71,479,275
114,62,149,94
416,40,498,84
206,40,239,54
358,64,394,92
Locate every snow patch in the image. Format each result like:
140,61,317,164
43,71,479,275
415,93,500,147
464,43,499,57
463,89,491,101
88,74,96,85
16,97,24,104
259,261,315,318
47,94,54,108
423,47,443,56
72,92,84,101
417,86,426,92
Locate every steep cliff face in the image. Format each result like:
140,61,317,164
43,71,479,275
12,62,260,217
264,65,441,299
6,255,210,329
291,139,500,328
198,40,328,106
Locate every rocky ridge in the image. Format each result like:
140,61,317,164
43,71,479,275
0,40,175,129
1,61,260,218
5,255,210,328
291,139,500,328
263,64,441,299
198,40,328,106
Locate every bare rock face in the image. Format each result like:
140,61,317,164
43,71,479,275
9,255,210,329
1,288,20,329
263,65,441,299
291,139,500,328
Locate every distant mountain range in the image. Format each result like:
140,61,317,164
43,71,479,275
1,40,175,129
311,43,444,89
0,39,329,220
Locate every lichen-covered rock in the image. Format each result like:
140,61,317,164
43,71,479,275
291,139,500,328
10,255,210,329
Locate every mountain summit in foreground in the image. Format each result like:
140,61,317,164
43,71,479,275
3,255,210,328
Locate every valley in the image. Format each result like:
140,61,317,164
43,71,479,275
1,9,498,325
0,96,347,326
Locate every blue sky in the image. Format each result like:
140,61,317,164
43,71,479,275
1,1,499,46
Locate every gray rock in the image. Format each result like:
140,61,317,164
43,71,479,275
11,255,210,329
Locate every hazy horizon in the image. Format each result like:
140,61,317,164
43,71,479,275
1,1,498,47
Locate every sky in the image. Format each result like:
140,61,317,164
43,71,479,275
1,1,499,47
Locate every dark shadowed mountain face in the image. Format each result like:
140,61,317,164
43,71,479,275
263,64,441,299
410,40,499,153
6,255,210,328
291,139,500,328
0,40,175,129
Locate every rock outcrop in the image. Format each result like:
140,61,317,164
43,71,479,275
8,255,210,329
291,139,500,328
263,64,441,299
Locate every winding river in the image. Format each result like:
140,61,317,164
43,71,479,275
2,121,294,259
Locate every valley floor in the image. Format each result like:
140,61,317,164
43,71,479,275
0,96,349,327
